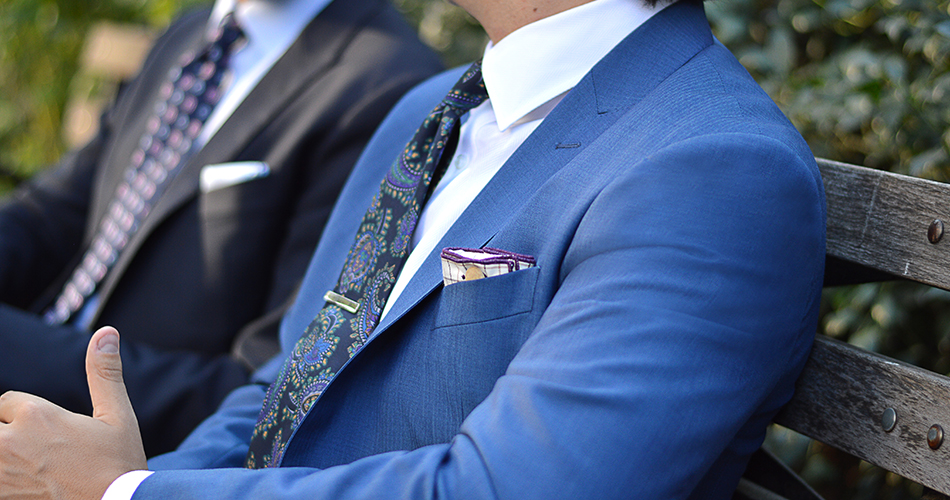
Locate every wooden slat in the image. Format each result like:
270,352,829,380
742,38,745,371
819,158,950,291
775,335,950,495
746,159,950,497
81,22,155,79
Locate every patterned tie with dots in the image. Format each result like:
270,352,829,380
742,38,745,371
244,62,489,469
43,15,245,326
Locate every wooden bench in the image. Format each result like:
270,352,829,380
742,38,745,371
736,158,950,499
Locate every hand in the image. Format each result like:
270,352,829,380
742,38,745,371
0,327,147,500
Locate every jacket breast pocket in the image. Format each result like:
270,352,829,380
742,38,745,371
198,174,277,221
429,266,541,419
434,266,540,328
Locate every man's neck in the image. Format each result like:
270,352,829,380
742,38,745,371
457,0,598,43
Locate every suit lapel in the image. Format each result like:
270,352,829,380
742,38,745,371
371,88,601,334
87,10,208,236
93,0,386,315
371,0,714,336
283,2,716,456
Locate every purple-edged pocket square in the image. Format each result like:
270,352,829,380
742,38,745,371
440,247,536,286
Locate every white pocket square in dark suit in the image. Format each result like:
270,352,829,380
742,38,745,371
199,161,270,193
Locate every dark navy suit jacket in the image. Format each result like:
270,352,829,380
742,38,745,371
0,0,441,456
144,2,826,497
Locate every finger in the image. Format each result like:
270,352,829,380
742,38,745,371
0,391,17,423
85,327,137,428
0,391,47,424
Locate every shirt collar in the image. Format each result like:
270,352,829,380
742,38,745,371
481,0,667,131
209,0,332,47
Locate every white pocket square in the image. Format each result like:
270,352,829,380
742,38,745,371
440,247,536,286
199,162,270,193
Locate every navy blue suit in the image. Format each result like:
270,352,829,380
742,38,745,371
144,2,826,498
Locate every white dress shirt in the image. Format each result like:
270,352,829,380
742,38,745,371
107,0,667,497
199,0,332,146
382,0,665,319
72,0,330,328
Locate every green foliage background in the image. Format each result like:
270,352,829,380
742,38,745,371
2,0,949,498
0,0,206,190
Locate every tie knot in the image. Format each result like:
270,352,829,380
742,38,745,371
209,12,246,52
441,61,489,115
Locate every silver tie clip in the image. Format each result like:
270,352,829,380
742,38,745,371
324,290,359,314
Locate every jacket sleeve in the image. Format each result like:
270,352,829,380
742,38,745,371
0,114,105,309
130,135,825,500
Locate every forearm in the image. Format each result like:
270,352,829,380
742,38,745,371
127,137,826,500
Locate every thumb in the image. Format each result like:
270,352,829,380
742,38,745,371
86,326,137,428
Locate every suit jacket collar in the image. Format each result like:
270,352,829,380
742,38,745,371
139,0,384,233
91,0,387,316
371,0,714,336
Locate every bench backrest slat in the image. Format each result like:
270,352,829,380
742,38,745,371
760,159,950,496
775,335,950,494
822,158,950,289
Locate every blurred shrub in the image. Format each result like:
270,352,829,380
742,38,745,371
393,0,485,67
708,0,950,177
0,0,205,190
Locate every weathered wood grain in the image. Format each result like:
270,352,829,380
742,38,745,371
744,160,950,498
820,158,950,290
775,335,950,494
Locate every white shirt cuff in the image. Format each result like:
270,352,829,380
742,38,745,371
101,470,154,500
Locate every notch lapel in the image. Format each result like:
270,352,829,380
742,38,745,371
363,0,715,338
370,90,601,335
91,0,388,316
283,1,716,455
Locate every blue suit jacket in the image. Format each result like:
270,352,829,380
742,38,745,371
143,2,826,498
